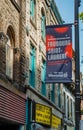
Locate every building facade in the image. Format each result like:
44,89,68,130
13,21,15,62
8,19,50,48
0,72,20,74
0,0,75,130
0,0,26,129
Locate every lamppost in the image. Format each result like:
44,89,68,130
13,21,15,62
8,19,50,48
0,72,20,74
74,0,81,130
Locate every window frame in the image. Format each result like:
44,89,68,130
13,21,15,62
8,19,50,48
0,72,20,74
41,9,46,40
41,58,46,96
6,29,14,79
29,44,36,88
30,0,36,24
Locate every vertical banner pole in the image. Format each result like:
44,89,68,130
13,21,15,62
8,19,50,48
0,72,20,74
74,0,81,130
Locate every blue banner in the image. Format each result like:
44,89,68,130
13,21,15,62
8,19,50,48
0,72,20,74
45,24,72,83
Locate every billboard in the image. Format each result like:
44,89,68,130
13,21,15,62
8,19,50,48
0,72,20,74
45,24,72,83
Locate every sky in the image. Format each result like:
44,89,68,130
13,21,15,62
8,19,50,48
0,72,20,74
55,0,83,73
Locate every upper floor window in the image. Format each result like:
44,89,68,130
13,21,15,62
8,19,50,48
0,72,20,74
29,44,36,87
41,58,46,96
58,84,61,108
41,9,46,40
70,99,73,119
67,96,69,118
51,84,55,103
30,0,36,23
63,92,66,111
6,27,14,79
55,84,59,106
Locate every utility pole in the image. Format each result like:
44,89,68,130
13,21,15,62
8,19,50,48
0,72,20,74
74,0,81,130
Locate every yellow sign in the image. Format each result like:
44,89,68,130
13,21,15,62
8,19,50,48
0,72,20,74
35,103,51,125
52,114,61,128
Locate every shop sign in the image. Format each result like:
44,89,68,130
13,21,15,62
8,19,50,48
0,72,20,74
35,103,51,126
52,114,61,129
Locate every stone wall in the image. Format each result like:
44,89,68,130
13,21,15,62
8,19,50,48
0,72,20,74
0,0,26,91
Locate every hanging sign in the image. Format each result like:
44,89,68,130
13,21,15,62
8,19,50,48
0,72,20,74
45,24,72,83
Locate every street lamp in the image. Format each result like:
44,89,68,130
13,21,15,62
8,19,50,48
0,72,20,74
74,0,81,130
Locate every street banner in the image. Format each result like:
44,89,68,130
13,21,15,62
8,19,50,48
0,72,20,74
45,24,72,83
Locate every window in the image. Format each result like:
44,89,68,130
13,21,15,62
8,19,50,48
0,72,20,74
29,44,36,87
70,99,72,119
67,96,69,118
51,84,55,103
63,92,66,112
54,83,61,107
41,59,46,96
58,84,61,108
30,0,36,23
41,9,46,39
46,84,51,99
6,28,14,79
